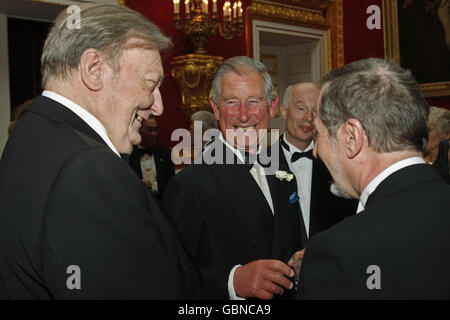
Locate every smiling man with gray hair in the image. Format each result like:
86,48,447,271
0,4,204,299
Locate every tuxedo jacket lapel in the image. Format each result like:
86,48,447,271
205,141,274,231
266,141,303,259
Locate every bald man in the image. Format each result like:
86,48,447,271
279,82,357,249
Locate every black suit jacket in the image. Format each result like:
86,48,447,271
0,96,204,299
161,139,302,299
129,145,175,199
297,164,450,299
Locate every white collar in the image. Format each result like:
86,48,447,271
282,134,314,153
42,90,121,158
357,157,426,213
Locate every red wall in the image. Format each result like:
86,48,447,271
126,0,450,147
125,0,249,147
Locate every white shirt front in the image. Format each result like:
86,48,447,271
42,90,121,158
281,135,314,239
140,153,159,194
356,157,426,213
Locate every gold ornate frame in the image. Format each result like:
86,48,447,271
245,0,344,71
383,0,450,97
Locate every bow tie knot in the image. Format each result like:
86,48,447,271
138,147,153,157
280,137,314,162
291,150,314,162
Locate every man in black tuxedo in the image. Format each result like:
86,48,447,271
296,58,450,299
279,82,357,250
162,56,299,300
130,116,175,199
0,4,203,299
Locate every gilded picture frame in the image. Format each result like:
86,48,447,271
383,0,450,97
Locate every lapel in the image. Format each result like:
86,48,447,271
205,140,274,230
266,140,304,256
29,95,108,149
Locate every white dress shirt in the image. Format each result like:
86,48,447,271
42,90,121,158
281,135,314,239
215,135,274,300
356,157,426,214
140,153,159,194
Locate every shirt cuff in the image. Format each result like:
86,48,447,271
228,264,245,300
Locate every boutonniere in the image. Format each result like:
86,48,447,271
275,170,294,182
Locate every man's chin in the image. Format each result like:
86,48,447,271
330,183,353,199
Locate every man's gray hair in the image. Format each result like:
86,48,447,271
41,4,171,87
320,58,429,153
191,110,218,130
211,56,275,106
281,82,319,109
428,106,450,136
282,84,294,110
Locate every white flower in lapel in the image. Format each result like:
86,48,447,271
275,170,294,182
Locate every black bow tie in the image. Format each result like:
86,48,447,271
280,136,314,162
137,147,153,157
291,150,314,162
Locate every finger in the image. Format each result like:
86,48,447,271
267,260,295,278
264,271,293,290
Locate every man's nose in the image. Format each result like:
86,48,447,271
239,104,249,122
305,109,314,122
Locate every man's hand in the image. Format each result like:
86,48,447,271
233,259,294,300
141,179,153,190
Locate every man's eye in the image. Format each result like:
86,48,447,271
226,100,239,106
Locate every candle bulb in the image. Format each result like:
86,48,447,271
202,0,207,14
185,0,189,15
233,2,237,19
238,1,242,18
213,0,217,14
224,2,230,21
173,0,180,14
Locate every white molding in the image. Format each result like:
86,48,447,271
252,19,328,81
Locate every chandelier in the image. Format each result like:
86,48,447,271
173,0,244,54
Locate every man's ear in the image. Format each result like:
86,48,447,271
342,118,365,159
280,104,287,120
210,99,220,121
79,48,103,91
269,93,279,119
